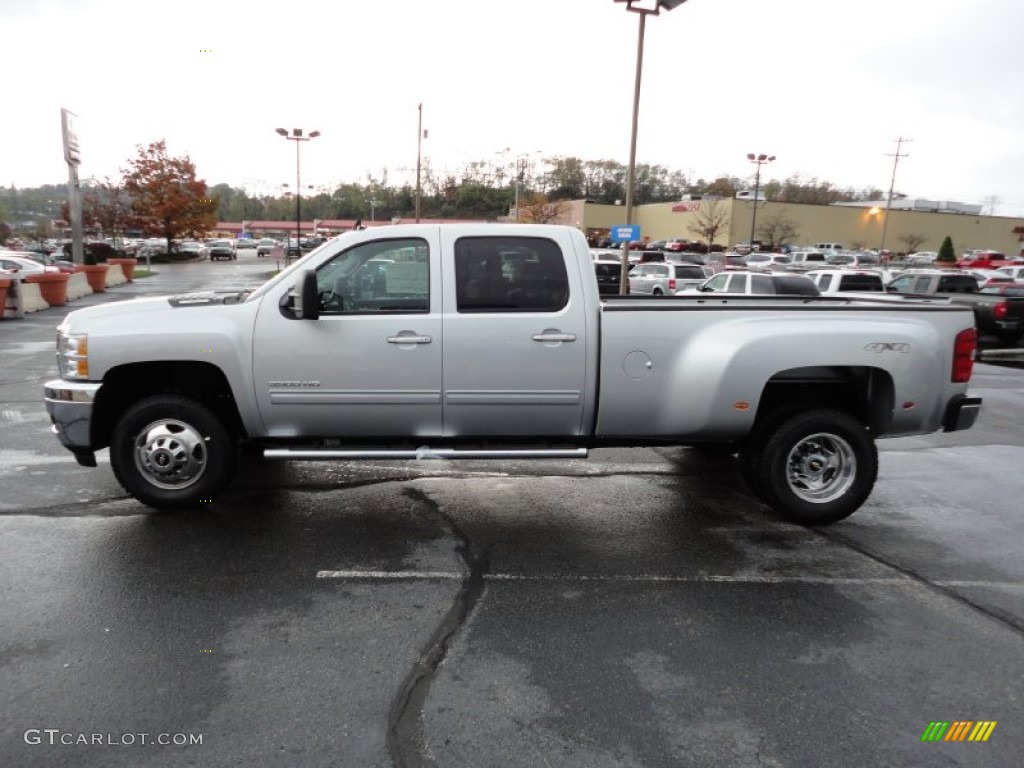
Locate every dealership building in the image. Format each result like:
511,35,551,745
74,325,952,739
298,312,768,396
560,197,1024,256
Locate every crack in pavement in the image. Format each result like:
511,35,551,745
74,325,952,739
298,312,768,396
387,485,490,768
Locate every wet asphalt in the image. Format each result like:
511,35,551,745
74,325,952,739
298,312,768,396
1,254,1022,767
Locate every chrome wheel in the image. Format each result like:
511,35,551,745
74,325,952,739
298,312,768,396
133,418,208,490
785,432,856,504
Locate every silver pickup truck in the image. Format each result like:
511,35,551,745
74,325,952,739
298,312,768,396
44,224,982,525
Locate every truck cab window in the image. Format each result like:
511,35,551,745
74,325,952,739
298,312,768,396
455,236,569,313
316,238,429,314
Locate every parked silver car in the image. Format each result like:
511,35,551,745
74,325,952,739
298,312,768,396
629,262,712,295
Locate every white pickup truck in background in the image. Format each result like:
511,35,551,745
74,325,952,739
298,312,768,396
45,224,982,526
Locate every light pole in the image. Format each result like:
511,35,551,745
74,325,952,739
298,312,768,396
746,152,775,248
879,137,911,256
275,127,320,260
615,0,692,294
415,104,428,223
513,151,542,222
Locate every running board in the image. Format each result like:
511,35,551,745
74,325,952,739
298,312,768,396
263,447,589,461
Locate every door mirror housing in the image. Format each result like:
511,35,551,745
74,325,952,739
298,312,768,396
281,269,320,320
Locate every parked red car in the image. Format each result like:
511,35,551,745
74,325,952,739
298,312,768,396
954,250,1024,270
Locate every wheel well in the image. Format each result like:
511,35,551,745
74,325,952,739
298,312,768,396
92,361,246,450
752,366,894,435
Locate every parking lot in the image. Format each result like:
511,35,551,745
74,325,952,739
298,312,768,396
2,251,1023,767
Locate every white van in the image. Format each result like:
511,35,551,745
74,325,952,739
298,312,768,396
814,242,844,252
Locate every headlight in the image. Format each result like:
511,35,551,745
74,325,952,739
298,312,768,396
57,330,89,379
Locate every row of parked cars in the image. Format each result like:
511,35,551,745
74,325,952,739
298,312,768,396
589,245,1024,344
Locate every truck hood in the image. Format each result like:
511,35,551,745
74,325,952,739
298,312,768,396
60,290,254,331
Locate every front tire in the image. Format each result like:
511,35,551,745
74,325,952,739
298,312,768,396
110,395,237,510
754,408,877,525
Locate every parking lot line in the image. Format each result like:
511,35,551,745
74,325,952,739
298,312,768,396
314,570,991,586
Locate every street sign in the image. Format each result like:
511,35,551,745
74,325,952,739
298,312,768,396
60,108,80,166
610,224,640,243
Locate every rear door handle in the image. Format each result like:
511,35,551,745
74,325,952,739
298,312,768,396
531,332,576,343
387,333,432,344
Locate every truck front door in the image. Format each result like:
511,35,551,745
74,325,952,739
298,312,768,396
440,232,589,437
252,234,442,438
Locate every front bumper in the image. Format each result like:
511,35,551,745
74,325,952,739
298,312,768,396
942,394,983,432
44,379,102,465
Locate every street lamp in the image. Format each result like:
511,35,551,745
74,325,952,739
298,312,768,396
275,127,320,259
615,0,692,294
746,152,775,248
512,151,543,222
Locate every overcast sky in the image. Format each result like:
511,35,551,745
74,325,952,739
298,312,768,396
3,0,1023,217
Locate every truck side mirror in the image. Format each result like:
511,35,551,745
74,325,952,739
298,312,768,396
281,270,320,320
297,270,320,320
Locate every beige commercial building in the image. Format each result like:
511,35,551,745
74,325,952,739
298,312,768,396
559,198,1024,256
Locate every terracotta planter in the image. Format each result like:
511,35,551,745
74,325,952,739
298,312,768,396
24,272,70,307
0,277,10,319
108,257,138,281
75,264,110,293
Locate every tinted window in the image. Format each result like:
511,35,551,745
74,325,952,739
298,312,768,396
316,237,429,315
750,274,774,293
673,265,707,279
817,274,833,290
774,276,819,295
455,236,569,313
838,275,883,291
937,276,978,293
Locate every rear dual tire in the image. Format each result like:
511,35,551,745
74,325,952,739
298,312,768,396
740,408,877,526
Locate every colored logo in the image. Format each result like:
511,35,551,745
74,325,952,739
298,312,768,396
921,721,997,742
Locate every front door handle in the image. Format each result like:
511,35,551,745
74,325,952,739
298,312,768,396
387,333,432,344
531,332,577,343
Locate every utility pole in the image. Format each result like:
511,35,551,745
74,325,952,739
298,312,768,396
415,104,423,223
879,137,911,256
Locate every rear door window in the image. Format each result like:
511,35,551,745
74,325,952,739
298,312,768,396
455,236,569,313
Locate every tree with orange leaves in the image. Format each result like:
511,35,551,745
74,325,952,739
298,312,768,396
122,140,218,254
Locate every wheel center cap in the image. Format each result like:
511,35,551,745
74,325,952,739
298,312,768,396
151,449,173,469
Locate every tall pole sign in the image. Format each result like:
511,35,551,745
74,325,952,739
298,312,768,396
61,108,85,264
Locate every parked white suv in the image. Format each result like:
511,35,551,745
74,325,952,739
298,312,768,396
744,252,792,268
805,269,885,295
996,265,1024,280
689,270,820,295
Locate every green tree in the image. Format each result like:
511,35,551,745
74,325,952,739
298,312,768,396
937,236,956,263
122,140,218,252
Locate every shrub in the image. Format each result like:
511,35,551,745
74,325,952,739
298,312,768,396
937,236,955,264
84,242,117,265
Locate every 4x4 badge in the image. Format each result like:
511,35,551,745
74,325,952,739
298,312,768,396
864,342,910,353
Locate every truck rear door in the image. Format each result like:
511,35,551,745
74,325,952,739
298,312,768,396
439,231,589,437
